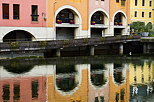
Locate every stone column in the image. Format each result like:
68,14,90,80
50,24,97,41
143,43,147,53
56,49,60,57
90,46,94,56
119,43,123,55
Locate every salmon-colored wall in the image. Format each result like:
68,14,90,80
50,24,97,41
110,0,130,24
89,0,109,16
0,0,47,27
47,0,88,30
0,77,46,102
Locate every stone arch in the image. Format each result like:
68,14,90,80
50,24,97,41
55,5,82,40
89,8,109,37
3,30,36,42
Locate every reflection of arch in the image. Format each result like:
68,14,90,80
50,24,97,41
55,64,80,94
4,60,34,74
55,6,82,40
89,9,109,37
90,64,108,88
113,63,125,85
3,30,36,42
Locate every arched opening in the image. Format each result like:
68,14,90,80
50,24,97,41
114,12,127,36
113,63,125,85
90,64,107,87
56,9,80,40
90,11,109,37
3,30,35,42
56,64,79,92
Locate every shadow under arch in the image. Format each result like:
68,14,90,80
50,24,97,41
55,64,79,93
3,30,36,42
90,64,108,88
3,60,34,74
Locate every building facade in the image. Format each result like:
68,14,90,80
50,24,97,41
130,0,154,25
0,0,130,42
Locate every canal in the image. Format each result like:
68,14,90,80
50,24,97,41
0,56,154,102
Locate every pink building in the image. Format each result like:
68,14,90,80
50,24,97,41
0,0,52,42
89,0,110,37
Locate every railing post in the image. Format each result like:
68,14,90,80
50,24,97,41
90,46,95,56
56,49,61,57
119,43,123,55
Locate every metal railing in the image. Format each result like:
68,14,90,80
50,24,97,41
0,35,141,52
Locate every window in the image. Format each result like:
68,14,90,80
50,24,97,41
31,5,38,21
142,12,144,17
13,4,20,19
31,80,39,98
135,0,138,6
116,0,119,3
134,11,137,17
121,0,125,6
149,12,152,18
2,4,9,19
142,0,145,6
149,1,152,7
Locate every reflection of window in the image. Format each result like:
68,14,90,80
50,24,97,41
2,4,9,19
120,89,125,100
13,4,20,19
31,5,39,21
32,80,39,98
2,84,10,100
115,93,119,102
121,0,125,6
149,1,152,7
95,97,99,102
116,0,119,3
142,0,145,6
100,96,105,102
13,84,20,100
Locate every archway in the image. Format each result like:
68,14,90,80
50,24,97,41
56,8,80,40
113,63,125,85
56,64,79,92
113,12,127,36
3,30,35,42
90,64,107,87
90,11,109,37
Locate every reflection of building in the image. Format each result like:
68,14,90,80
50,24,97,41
0,63,130,102
48,64,89,102
0,77,46,102
129,61,154,101
130,62,153,84
108,63,130,102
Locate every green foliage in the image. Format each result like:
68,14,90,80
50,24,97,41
130,21,152,33
10,42,20,49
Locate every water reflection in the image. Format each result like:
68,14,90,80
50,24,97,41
0,57,154,102
56,65,78,92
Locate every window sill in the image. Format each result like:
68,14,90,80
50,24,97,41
31,21,39,24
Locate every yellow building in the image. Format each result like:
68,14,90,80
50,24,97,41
129,61,153,85
130,0,154,25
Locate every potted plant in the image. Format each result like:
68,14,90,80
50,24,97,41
57,20,62,24
70,20,75,24
114,22,118,25
91,21,96,25
119,22,123,26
